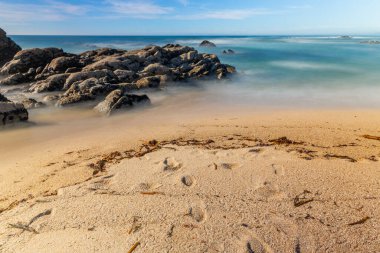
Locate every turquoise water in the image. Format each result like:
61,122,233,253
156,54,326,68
10,35,380,108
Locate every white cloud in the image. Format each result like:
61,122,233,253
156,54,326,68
105,0,173,17
178,0,189,6
173,8,274,20
0,1,88,22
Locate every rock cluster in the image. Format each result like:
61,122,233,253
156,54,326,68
0,93,28,125
0,44,235,115
223,49,235,55
199,40,216,47
0,28,21,67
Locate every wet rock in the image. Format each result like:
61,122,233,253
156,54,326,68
0,93,10,102
43,95,60,103
0,93,28,125
63,69,117,90
199,40,216,47
136,76,161,89
94,89,150,115
113,69,136,82
0,28,21,67
142,63,171,75
22,98,45,109
0,73,28,85
83,55,131,71
29,73,70,93
1,48,65,75
223,49,235,54
45,56,80,73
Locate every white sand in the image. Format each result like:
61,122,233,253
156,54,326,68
0,108,380,252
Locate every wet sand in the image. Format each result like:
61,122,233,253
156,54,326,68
0,93,380,252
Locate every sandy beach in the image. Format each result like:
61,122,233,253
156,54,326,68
1,106,379,252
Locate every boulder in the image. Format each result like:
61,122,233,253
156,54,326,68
22,98,45,109
0,93,10,102
63,69,117,90
135,76,161,89
1,48,65,75
114,69,136,82
45,56,80,73
56,93,94,107
223,49,235,54
0,28,21,67
199,40,216,47
83,56,131,71
0,73,27,85
142,63,171,75
0,93,28,125
29,73,70,93
94,89,150,115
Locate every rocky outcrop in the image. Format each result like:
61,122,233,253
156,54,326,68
0,28,21,67
223,49,235,55
0,93,28,125
94,89,150,115
1,48,65,76
22,98,45,109
0,43,236,115
199,40,216,47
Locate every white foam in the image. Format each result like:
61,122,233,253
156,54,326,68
269,61,355,72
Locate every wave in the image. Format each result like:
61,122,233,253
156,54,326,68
270,61,355,72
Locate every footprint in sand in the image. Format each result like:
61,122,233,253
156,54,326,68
237,233,273,253
181,175,195,187
189,206,206,223
161,157,182,171
255,182,286,200
271,164,285,176
220,163,239,170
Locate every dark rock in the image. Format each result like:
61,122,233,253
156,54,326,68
29,73,70,93
199,40,216,47
0,48,65,75
0,73,28,85
0,93,10,102
0,28,21,67
94,89,150,115
0,93,28,125
114,69,136,82
63,70,117,90
45,56,80,73
136,76,161,89
22,98,45,109
65,67,81,73
223,49,235,54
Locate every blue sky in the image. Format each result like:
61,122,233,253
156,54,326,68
1,0,380,35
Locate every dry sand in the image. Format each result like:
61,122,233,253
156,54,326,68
0,106,380,252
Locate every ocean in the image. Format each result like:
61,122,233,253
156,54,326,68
8,35,380,108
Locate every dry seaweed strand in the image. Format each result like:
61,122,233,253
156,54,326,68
362,135,380,141
127,241,141,253
294,190,314,207
140,191,165,196
348,216,371,226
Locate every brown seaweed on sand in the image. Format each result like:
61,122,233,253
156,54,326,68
362,135,380,141
294,190,314,207
269,137,304,145
348,216,371,226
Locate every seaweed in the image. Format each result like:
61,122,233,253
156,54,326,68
348,216,371,226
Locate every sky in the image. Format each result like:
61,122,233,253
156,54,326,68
1,0,380,35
